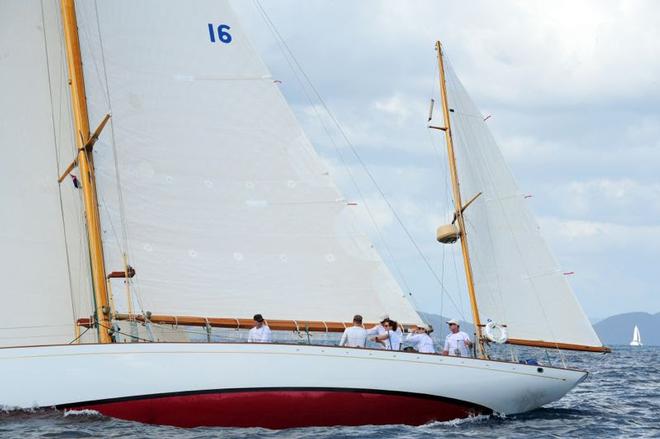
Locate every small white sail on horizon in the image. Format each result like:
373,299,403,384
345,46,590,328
630,325,642,346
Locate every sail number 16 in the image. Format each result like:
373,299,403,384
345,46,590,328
208,23,232,44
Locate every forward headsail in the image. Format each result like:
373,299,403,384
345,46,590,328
0,1,94,347
441,54,605,352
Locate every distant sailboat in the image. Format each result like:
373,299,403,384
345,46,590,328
630,325,643,346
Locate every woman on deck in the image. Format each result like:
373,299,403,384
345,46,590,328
405,324,435,353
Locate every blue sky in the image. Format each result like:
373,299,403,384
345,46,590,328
233,0,660,320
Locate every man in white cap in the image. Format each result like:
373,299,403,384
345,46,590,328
405,324,435,353
442,319,472,357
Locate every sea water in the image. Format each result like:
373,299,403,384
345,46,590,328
1,346,657,438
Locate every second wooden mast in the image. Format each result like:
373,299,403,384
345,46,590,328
434,41,484,357
60,0,113,343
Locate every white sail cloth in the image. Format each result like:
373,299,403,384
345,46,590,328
0,1,93,347
444,62,603,348
76,0,421,324
630,326,642,345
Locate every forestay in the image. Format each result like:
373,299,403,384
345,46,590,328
0,1,93,347
76,0,422,324
443,61,603,349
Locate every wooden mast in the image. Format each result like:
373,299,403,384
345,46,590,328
435,41,484,357
61,0,113,344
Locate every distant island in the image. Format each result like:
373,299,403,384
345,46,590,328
593,312,660,346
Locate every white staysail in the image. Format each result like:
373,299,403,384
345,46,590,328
75,0,421,324
443,62,603,349
0,1,93,347
630,325,642,346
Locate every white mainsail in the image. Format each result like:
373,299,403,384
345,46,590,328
630,325,642,346
0,1,93,347
443,61,603,348
74,0,422,324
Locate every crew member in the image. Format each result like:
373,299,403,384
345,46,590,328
339,314,367,347
406,324,435,353
247,314,272,343
371,319,402,350
366,316,389,349
442,319,472,356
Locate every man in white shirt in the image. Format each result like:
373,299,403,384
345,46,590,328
406,324,435,353
339,314,367,348
247,314,272,343
371,319,402,350
366,316,389,349
442,319,472,357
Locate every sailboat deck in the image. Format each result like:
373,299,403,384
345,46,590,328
0,340,589,374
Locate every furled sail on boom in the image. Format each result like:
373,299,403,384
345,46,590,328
443,60,603,350
75,0,422,325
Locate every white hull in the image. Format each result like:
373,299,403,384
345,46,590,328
0,343,586,427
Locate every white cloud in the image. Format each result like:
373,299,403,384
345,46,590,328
539,216,660,251
541,178,660,224
232,0,660,317
625,115,660,148
371,94,412,126
348,195,395,231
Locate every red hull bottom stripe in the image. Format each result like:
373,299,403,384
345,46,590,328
58,388,491,428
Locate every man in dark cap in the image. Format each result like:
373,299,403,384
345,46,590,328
247,313,272,343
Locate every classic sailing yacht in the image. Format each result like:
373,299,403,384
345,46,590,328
630,325,643,346
0,0,608,428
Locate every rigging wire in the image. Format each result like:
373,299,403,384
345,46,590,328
425,57,470,327
57,4,95,331
92,0,144,316
252,0,417,305
253,1,466,321
67,326,91,344
98,322,153,343
40,0,79,328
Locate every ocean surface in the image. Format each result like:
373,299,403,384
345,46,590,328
1,346,657,438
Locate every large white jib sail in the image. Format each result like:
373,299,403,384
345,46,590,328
74,0,422,325
443,60,603,350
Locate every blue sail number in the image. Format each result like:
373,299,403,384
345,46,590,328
208,24,232,44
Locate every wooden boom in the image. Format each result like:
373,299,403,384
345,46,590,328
107,314,417,333
506,338,611,353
